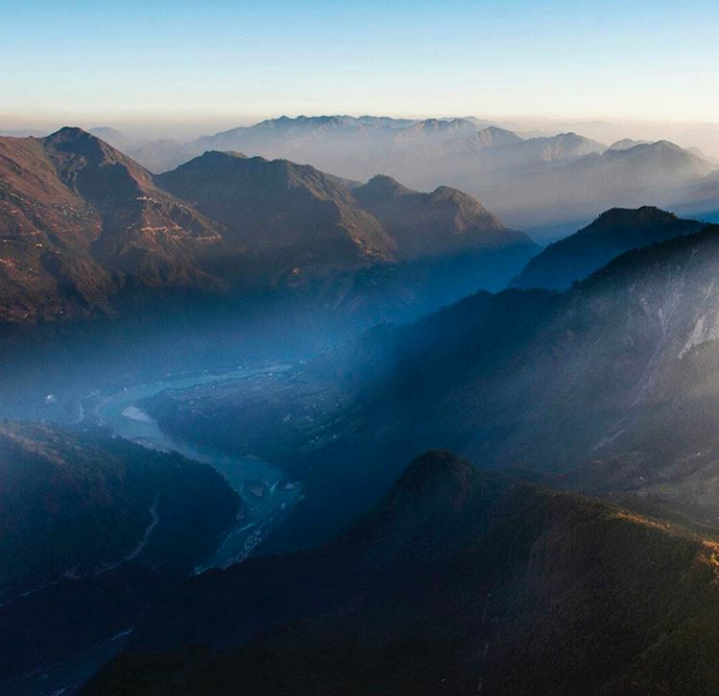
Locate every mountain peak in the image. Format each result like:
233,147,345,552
609,138,650,151
44,125,140,172
604,140,712,173
393,450,476,498
475,126,523,146
157,150,395,264
354,175,531,262
374,450,502,522
511,206,703,291
404,117,479,135
592,206,679,229
429,184,473,202
48,125,91,140
651,139,685,152
357,174,412,199
255,115,349,130
353,450,505,554
200,149,249,161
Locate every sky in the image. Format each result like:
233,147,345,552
2,0,719,138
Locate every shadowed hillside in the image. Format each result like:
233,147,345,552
0,421,239,683
143,215,719,552
84,451,719,696
511,206,704,290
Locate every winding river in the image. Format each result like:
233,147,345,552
3,366,302,696
94,365,303,569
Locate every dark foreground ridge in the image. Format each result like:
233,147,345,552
85,451,719,696
0,421,239,681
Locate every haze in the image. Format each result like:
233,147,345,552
3,0,719,153
6,1,719,694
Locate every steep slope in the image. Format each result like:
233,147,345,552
144,219,719,550
156,151,394,279
156,152,536,306
0,128,221,323
85,451,719,696
42,128,221,280
0,131,111,321
349,174,538,297
512,206,704,290
0,421,240,683
346,222,719,528
353,174,533,260
0,421,239,600
342,222,719,522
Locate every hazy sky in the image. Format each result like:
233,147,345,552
2,0,719,132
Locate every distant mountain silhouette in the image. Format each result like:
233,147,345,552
472,139,714,235
672,168,719,221
117,115,715,238
608,137,650,151
88,126,141,152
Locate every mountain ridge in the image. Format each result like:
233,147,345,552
142,213,719,553
511,206,704,290
84,450,719,696
119,115,713,238
0,126,534,329
0,126,223,322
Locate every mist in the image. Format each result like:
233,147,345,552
5,0,719,691
42,113,715,242
4,110,719,696
5,114,718,242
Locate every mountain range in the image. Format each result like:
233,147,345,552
92,115,719,238
5,118,719,695
118,116,605,178
0,127,536,329
142,208,719,553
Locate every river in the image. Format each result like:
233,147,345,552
3,365,302,696
94,364,303,569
